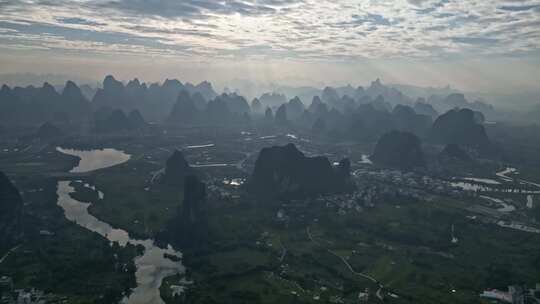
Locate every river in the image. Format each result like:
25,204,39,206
451,167,540,194
55,147,185,304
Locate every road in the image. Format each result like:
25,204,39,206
0,245,20,264
150,168,164,184
277,236,287,263
234,152,252,172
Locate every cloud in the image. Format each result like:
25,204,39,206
56,17,107,26
96,0,298,19
498,4,540,11
450,37,500,44
407,0,432,6
351,13,395,26
0,0,539,62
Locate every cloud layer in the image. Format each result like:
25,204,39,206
0,0,539,62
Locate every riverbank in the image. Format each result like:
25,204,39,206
55,147,187,304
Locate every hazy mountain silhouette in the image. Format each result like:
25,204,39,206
413,99,439,119
94,109,134,133
392,104,432,136
286,97,305,121
259,92,287,108
0,82,91,124
251,98,263,113
92,75,217,122
274,104,288,125
168,91,199,124
35,122,64,139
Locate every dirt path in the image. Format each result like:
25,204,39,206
0,245,20,264
306,227,385,301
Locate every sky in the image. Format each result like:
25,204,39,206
0,0,539,93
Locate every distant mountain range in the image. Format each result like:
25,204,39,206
0,75,514,148
0,75,220,126
0,81,91,125
92,76,218,122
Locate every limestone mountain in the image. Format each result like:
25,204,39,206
0,172,24,251
192,92,207,111
92,76,217,122
413,99,438,119
321,87,340,108
264,107,274,122
160,175,208,248
429,108,490,150
60,80,92,121
248,143,355,199
439,144,472,162
308,96,328,116
127,109,147,129
392,104,432,137
35,122,64,139
219,93,250,115
94,109,132,133
371,131,425,170
365,79,413,106
274,104,288,125
168,91,199,124
0,82,91,124
286,97,305,120
205,97,231,124
312,117,326,134
162,150,195,186
259,92,287,107
251,98,263,113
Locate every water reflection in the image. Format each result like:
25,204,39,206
57,147,131,173
360,155,373,165
461,177,500,185
58,181,131,245
185,144,215,149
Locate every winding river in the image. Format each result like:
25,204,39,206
55,147,185,304
451,167,540,194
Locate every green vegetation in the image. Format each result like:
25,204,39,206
88,156,184,238
3,131,540,304
0,176,137,303
168,192,540,304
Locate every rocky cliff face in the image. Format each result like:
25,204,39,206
248,143,355,199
